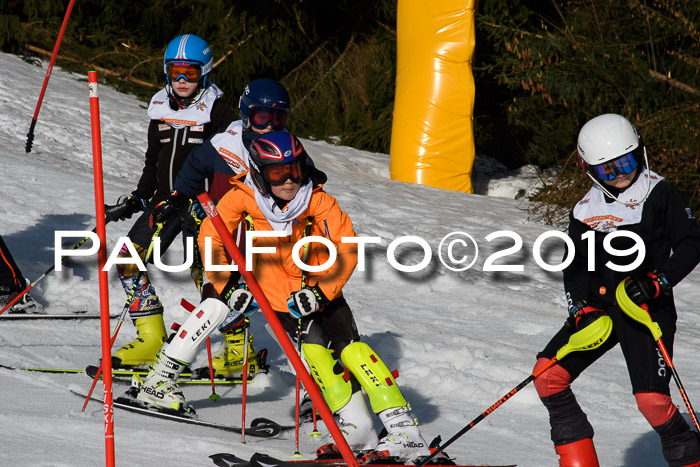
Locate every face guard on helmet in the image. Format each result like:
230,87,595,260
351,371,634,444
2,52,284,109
248,131,309,195
163,34,213,89
239,79,290,131
576,113,651,205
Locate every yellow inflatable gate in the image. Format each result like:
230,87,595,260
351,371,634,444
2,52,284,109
390,0,477,194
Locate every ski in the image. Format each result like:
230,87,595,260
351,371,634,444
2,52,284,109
73,389,292,437
84,364,252,385
84,348,269,385
0,363,85,374
1,364,245,385
209,452,517,467
0,311,118,320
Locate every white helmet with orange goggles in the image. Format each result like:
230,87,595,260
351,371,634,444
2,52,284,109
577,113,651,205
248,131,309,195
163,34,213,88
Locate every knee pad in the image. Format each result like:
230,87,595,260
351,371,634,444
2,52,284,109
341,342,405,413
164,298,229,364
533,358,572,398
652,409,700,466
636,391,676,427
302,343,352,413
541,387,594,446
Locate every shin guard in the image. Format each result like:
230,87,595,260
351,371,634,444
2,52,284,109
341,342,405,413
164,298,229,364
302,343,353,413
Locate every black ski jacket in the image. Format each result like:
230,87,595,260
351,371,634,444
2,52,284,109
134,99,236,206
564,181,700,309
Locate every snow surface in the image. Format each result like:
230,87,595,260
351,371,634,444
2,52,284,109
1,51,699,467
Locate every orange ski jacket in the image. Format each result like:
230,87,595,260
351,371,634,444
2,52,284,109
198,181,358,312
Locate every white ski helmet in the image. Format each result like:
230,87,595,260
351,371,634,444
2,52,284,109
577,114,640,167
577,113,652,206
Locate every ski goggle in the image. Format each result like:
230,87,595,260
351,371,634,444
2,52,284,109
263,159,306,186
166,62,202,83
250,107,289,131
592,152,638,181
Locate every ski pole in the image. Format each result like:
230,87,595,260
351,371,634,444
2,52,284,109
179,297,219,401
293,217,315,452
197,192,360,467
0,224,110,316
241,319,250,443
205,337,220,401
80,302,130,412
416,313,614,467
80,222,163,409
25,0,76,153
616,281,700,431
294,319,303,456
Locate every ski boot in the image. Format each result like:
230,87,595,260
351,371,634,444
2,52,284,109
135,351,193,414
112,314,167,369
3,292,42,313
200,327,258,378
554,438,599,467
362,404,430,464
1,281,42,314
316,391,380,459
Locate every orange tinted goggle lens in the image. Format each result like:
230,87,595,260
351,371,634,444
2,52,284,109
167,63,201,82
264,161,303,185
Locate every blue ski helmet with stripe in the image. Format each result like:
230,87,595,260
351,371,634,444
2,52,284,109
163,34,213,88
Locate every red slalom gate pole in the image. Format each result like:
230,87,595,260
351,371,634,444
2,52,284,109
198,193,359,467
88,71,116,466
25,0,76,153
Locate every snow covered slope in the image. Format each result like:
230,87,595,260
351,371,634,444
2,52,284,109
1,52,699,466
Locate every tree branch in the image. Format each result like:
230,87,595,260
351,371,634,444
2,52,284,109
25,44,158,88
648,70,700,97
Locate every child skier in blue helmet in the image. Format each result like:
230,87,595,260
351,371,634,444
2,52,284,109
102,34,236,370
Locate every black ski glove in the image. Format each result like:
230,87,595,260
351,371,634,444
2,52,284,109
181,199,207,232
150,190,188,228
287,285,329,319
105,191,147,222
624,271,671,306
568,300,604,331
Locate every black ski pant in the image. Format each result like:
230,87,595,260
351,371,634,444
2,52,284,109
277,296,363,393
117,203,199,319
537,301,700,465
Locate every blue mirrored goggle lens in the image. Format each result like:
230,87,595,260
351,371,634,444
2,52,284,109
593,152,638,181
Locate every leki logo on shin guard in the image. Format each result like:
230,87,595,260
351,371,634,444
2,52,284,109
191,319,211,342
360,364,381,386
308,365,326,391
